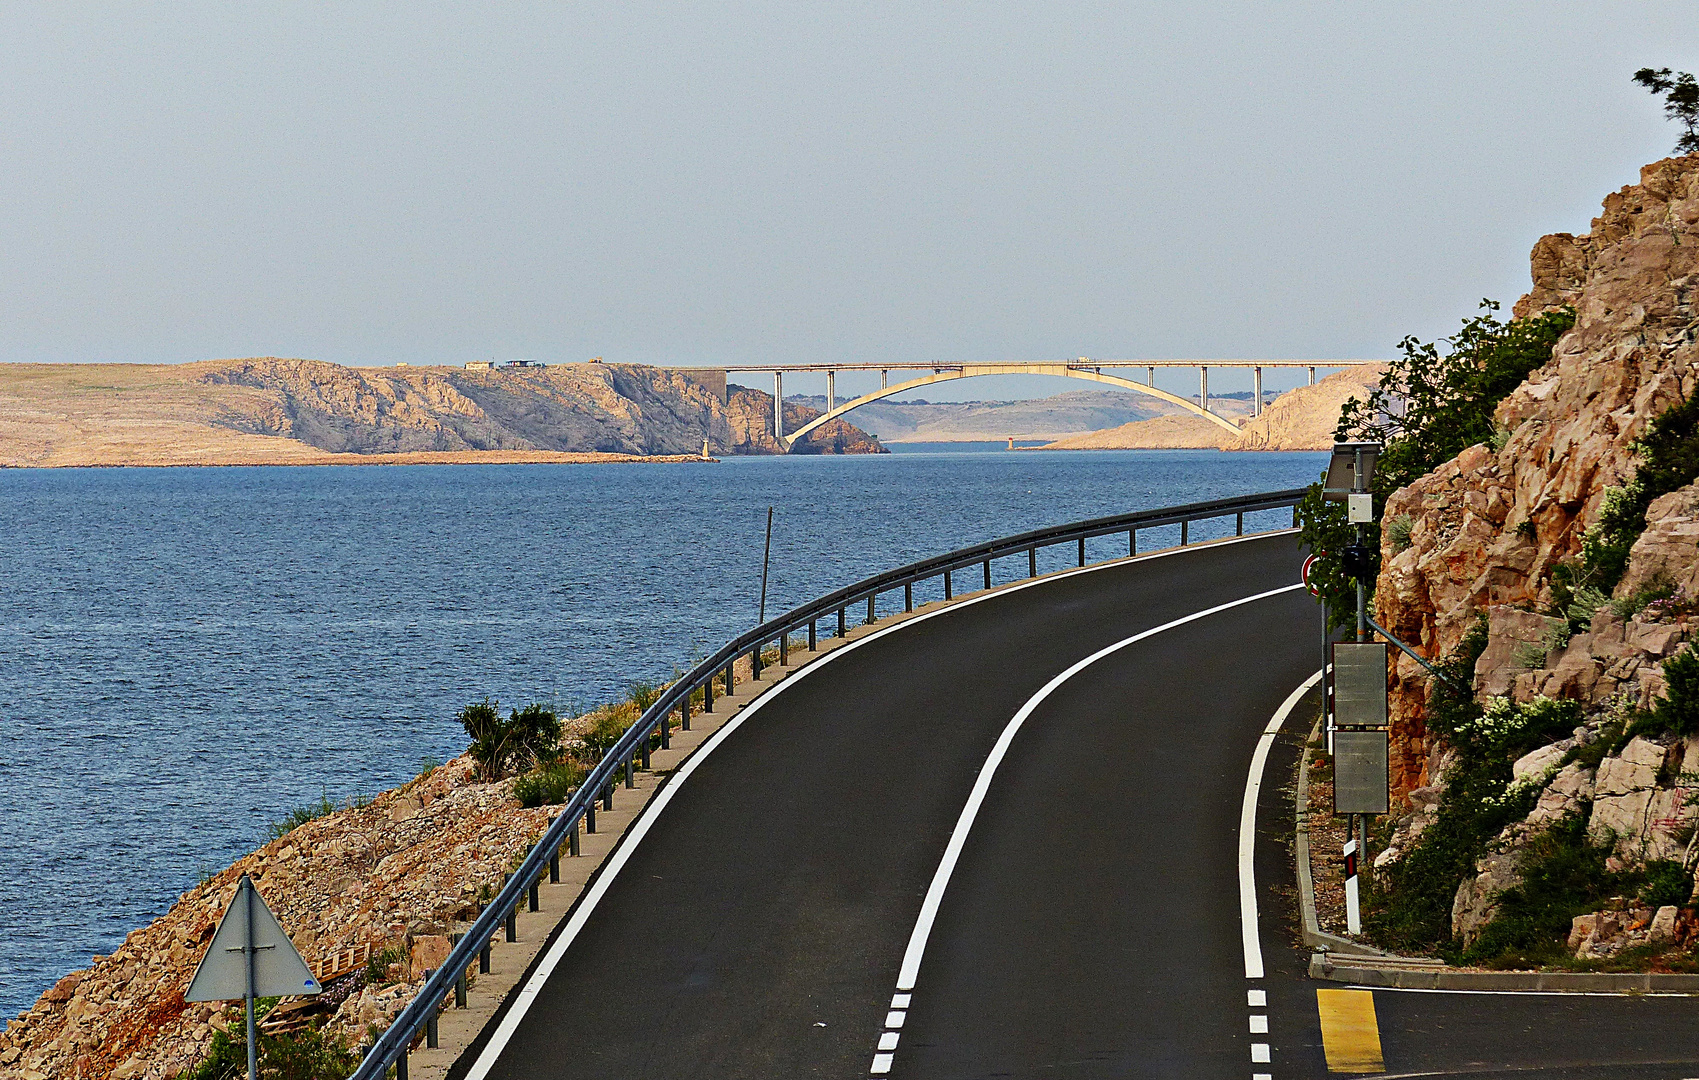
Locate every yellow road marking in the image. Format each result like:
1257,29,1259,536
1317,988,1384,1073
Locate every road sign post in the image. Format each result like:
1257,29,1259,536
186,874,321,1080
1343,837,1361,934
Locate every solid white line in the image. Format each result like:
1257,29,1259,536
463,529,1297,1079
1240,668,1324,980
894,582,1307,992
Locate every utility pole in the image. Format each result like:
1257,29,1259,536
758,507,774,624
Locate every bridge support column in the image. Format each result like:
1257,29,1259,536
773,372,784,443
1146,366,1154,385
880,369,887,389
1308,365,1316,386
1199,367,1209,414
1254,367,1263,416
827,370,835,413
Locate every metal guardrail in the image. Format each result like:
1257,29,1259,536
350,487,1304,1078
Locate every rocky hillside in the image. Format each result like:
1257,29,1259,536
1368,156,1699,960
0,360,883,466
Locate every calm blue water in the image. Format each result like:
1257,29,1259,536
0,448,1324,1017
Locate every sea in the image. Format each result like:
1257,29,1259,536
0,446,1326,1018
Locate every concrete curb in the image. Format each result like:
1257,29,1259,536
1308,952,1699,992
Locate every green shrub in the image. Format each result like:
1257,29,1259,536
458,699,562,779
1635,646,1699,739
581,704,637,756
1385,513,1415,552
1297,302,1574,630
1553,393,1699,620
267,791,338,840
513,760,589,807
1640,859,1692,908
1462,814,1621,967
187,1022,359,1080
363,945,402,987
627,680,662,711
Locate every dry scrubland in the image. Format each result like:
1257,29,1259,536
0,359,881,467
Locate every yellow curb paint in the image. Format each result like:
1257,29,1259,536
1317,988,1385,1073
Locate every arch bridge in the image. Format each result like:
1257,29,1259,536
711,359,1380,450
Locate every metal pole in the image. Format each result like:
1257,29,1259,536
1355,448,1367,643
758,506,773,624
244,877,258,1080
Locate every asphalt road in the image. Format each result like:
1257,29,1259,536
453,530,1699,1079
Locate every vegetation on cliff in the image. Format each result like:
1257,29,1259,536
1297,302,1574,631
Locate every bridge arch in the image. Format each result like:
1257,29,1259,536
782,363,1242,449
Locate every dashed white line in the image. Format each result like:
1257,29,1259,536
1251,1043,1272,1063
1249,1015,1268,1034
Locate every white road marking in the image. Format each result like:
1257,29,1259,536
1252,1043,1271,1063
885,1011,906,1028
1250,1015,1268,1034
1240,669,1324,980
443,525,1295,1080
1247,989,1266,1007
1254,1073,1272,1080
868,578,1309,1075
871,1052,894,1073
878,1032,899,1050
891,993,910,1008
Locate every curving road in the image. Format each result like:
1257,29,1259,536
451,531,1699,1079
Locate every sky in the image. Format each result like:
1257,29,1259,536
0,2,1694,401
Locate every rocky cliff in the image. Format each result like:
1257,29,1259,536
1369,156,1699,956
0,360,883,466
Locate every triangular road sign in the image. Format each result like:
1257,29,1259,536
186,875,322,1002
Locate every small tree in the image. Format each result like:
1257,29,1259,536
1634,67,1699,155
458,698,561,780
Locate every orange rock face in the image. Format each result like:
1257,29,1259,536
1377,155,1699,798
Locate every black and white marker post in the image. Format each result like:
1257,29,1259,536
1343,836,1361,934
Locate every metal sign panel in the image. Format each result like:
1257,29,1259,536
1323,442,1380,499
186,875,321,1002
1332,642,1388,727
1334,730,1390,815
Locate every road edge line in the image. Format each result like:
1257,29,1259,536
1239,667,1324,980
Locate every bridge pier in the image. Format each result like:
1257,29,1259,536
1309,366,1316,385
1254,367,1263,417
1200,367,1209,415
827,370,835,413
773,372,784,443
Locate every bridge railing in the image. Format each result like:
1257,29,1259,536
350,487,1305,1079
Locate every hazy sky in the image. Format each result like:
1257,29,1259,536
1,2,1694,400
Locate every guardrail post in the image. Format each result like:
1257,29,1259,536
752,643,762,678
809,620,817,650
725,662,734,695
703,677,713,713
837,606,846,636
625,757,635,788
640,736,651,771
904,583,913,611
550,847,560,884
586,802,595,833
661,710,671,748
1077,537,1085,566
1029,547,1037,577
480,939,491,973
1236,511,1244,536
570,813,582,854
867,595,876,623
529,877,540,912
983,560,991,590
780,632,788,664
602,780,613,810
943,570,952,600
427,1009,439,1049
398,1048,410,1079
1129,529,1136,556
1181,520,1188,545
681,694,691,731
505,908,517,942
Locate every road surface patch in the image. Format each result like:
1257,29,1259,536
1317,988,1384,1073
